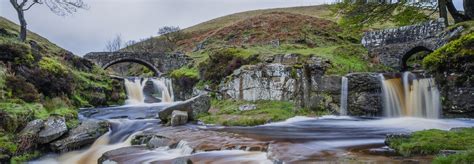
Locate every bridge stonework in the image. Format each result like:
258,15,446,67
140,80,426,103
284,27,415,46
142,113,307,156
84,52,191,76
362,19,463,70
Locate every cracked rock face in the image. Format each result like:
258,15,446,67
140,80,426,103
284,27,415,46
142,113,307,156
38,116,68,144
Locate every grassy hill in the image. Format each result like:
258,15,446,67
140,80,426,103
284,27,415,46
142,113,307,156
126,5,385,78
0,16,125,162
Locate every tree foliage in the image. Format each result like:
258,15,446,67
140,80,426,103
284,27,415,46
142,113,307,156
332,0,432,30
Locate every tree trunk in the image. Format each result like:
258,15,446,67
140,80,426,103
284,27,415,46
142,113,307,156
446,0,470,23
465,0,474,19
9,0,28,42
17,10,27,42
438,0,448,26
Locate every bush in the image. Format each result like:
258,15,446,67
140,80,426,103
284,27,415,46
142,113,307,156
5,75,39,103
0,37,33,65
198,48,258,84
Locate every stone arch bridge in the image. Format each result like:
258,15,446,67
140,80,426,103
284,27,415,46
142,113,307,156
362,19,463,71
84,52,191,76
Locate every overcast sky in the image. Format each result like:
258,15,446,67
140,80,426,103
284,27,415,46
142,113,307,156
0,0,464,56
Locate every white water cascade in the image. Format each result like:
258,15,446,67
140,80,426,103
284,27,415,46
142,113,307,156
379,72,441,119
124,77,174,104
339,76,349,115
150,78,174,103
124,78,148,104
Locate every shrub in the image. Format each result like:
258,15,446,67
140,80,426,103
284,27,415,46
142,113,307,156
0,37,34,65
38,57,67,75
5,75,39,103
198,48,258,84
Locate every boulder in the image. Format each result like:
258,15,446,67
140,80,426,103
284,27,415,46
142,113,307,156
38,116,68,144
19,119,44,136
158,94,210,122
51,120,109,152
171,110,188,126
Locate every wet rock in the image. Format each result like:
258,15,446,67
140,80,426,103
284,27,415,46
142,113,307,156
98,146,147,164
171,110,188,126
51,120,109,152
346,73,383,116
158,94,211,122
38,116,68,144
239,104,257,111
131,133,177,148
384,133,411,147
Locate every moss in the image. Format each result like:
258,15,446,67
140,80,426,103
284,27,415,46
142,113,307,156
38,57,67,75
10,151,41,164
387,128,474,157
0,132,17,154
198,99,324,126
170,67,199,80
423,33,474,72
0,102,48,132
433,150,474,164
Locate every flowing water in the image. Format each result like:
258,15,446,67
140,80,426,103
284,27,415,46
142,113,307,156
150,78,174,103
124,78,148,104
379,72,441,119
339,76,349,115
32,75,472,163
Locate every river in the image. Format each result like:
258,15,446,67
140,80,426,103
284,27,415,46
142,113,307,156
31,76,474,163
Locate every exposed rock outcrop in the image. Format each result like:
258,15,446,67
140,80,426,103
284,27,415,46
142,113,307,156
219,54,330,109
38,116,68,144
51,120,110,152
158,94,211,122
346,73,383,116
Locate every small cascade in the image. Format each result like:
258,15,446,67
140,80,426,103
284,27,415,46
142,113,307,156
339,76,349,115
379,72,441,119
150,78,174,103
124,78,148,104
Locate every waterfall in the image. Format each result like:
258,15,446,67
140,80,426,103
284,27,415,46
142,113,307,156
150,78,174,103
379,72,441,119
339,76,349,115
124,78,148,104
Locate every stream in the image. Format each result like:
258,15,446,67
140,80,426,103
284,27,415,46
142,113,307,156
31,76,474,163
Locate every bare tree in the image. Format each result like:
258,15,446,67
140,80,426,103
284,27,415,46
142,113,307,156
158,26,183,43
105,34,123,52
9,0,87,42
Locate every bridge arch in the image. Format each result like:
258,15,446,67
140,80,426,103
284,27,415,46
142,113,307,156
102,58,161,76
400,46,434,71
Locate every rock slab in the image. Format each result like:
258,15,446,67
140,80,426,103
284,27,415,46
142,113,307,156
38,116,67,144
51,119,110,152
158,94,210,122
